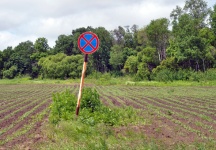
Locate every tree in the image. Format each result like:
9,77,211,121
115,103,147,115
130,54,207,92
210,4,216,47
0,51,3,78
137,27,148,47
109,45,124,71
53,35,75,55
130,24,139,48
168,0,212,71
109,45,136,73
2,47,14,70
38,53,83,79
34,37,49,53
28,38,50,78
93,27,113,72
184,0,210,28
8,41,35,76
135,47,159,80
3,65,17,79
198,28,216,70
124,56,138,74
111,26,125,46
146,18,170,61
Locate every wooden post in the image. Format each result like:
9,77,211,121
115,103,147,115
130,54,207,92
76,54,88,116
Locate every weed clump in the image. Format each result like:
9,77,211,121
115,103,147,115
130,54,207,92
49,87,138,126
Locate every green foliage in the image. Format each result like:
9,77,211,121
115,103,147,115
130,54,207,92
1,3,216,81
38,53,83,79
154,68,175,82
109,45,124,71
81,88,101,112
135,63,151,81
189,68,216,81
78,105,140,127
204,68,216,80
34,37,49,53
146,18,170,61
3,65,18,79
124,56,138,74
10,41,35,76
152,67,216,82
92,27,113,73
210,4,216,29
109,45,137,73
49,89,76,124
134,47,159,81
153,57,178,73
52,35,76,55
49,87,140,127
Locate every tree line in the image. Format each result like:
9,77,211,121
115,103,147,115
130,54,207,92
0,0,216,81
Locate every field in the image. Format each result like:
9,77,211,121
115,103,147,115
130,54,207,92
0,83,216,149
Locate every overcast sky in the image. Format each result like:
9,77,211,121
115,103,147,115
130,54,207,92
0,0,215,50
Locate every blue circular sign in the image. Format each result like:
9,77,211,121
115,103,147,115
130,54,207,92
78,32,99,54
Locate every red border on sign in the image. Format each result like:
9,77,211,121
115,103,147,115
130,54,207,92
78,31,99,54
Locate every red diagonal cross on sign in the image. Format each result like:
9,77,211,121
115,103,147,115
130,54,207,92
81,35,95,50
78,31,99,54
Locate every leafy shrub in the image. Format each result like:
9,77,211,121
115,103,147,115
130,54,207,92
49,88,102,124
87,71,103,79
124,56,138,74
135,63,151,81
154,68,175,82
189,71,203,82
38,53,83,79
204,68,216,80
3,65,18,79
49,89,76,124
81,88,101,112
49,88,140,126
175,69,191,80
79,106,139,126
188,68,216,82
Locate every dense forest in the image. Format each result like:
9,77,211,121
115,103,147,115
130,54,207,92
0,0,216,81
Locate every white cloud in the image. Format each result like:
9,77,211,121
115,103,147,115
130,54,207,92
0,0,214,50
0,31,38,50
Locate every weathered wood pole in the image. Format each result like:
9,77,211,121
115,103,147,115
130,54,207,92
76,54,88,116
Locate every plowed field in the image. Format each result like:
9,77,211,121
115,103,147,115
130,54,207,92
0,84,216,149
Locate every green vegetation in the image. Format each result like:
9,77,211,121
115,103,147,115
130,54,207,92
49,88,143,126
0,0,216,82
45,88,151,149
1,0,216,149
0,83,216,149
38,84,216,150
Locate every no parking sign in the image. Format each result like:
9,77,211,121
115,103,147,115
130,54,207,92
76,32,100,116
78,32,99,54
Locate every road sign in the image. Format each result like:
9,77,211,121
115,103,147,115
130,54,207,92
76,32,99,116
78,32,99,54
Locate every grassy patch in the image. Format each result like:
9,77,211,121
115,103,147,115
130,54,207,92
37,120,161,150
1,76,216,86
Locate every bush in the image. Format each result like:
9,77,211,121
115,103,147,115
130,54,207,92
49,88,103,124
189,71,203,82
49,89,76,124
3,65,17,79
81,88,101,112
38,53,83,79
204,68,216,80
154,68,175,82
49,88,140,126
175,69,190,80
135,63,151,81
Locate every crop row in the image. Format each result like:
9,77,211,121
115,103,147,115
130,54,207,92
95,85,216,141
0,84,79,147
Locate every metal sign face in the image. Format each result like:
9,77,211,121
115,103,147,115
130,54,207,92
78,32,99,54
